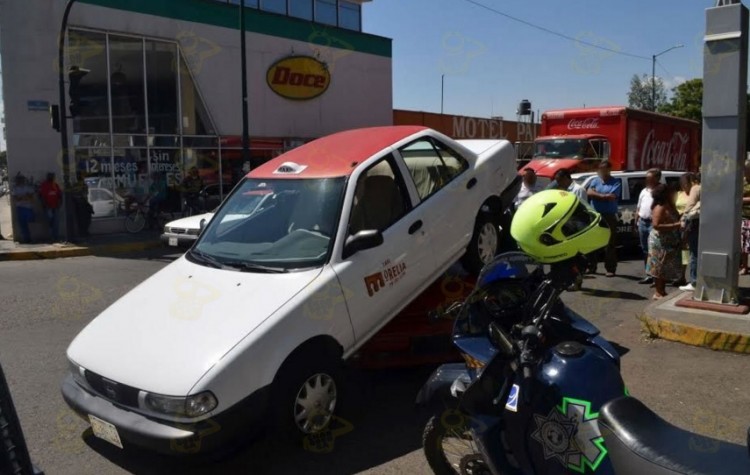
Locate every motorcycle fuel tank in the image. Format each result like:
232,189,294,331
499,341,626,475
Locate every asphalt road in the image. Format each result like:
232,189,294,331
1,249,749,475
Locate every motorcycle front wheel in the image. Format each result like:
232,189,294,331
422,412,490,475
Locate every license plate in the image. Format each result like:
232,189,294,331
168,237,178,246
89,414,123,449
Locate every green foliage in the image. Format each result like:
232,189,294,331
0,150,6,168
627,74,668,111
658,78,703,122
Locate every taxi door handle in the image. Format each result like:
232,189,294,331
409,220,423,235
467,178,477,189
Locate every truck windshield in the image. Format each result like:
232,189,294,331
191,177,346,271
533,139,593,159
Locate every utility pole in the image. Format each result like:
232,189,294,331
651,44,684,110
240,0,250,168
441,74,444,114
58,0,77,243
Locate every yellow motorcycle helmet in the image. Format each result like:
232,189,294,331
510,189,610,263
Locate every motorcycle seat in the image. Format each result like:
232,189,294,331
599,396,750,475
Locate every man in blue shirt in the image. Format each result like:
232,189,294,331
586,161,622,277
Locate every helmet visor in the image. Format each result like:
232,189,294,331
560,203,598,237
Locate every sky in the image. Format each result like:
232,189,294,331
364,0,718,121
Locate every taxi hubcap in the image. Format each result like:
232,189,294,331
294,373,337,433
477,223,498,263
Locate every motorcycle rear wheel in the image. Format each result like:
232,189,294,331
422,412,489,475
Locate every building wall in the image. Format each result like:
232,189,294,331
0,0,392,239
394,109,538,143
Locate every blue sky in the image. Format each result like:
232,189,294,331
364,0,716,120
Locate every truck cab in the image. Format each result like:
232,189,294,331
524,134,611,179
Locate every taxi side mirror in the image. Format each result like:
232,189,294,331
199,218,207,234
343,230,383,259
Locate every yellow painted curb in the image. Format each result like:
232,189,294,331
0,241,162,261
640,314,750,354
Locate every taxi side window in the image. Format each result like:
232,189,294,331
399,138,468,200
348,156,410,235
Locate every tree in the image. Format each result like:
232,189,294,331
627,73,668,111
0,150,6,168
658,78,703,122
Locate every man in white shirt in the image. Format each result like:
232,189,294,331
636,168,661,284
553,169,588,205
514,168,543,210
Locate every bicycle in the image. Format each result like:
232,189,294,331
123,199,175,233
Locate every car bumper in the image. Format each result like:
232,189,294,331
160,233,198,248
61,374,269,455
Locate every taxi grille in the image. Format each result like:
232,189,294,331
168,227,187,234
84,370,140,408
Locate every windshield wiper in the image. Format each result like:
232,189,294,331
222,261,289,273
189,249,228,269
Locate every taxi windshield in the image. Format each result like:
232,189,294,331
191,177,346,271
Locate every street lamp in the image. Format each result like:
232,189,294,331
441,74,445,114
57,0,78,243
652,44,684,110
239,0,250,169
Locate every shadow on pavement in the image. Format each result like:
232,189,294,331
581,288,647,301
79,366,435,475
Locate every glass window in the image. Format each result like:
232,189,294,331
625,177,644,205
75,148,116,218
349,157,409,235
399,139,468,200
260,0,286,14
229,0,259,7
338,1,361,30
149,148,183,213
145,41,179,134
314,0,337,25
68,30,110,133
109,35,147,134
179,55,215,135
289,0,313,20
183,148,222,211
113,148,149,211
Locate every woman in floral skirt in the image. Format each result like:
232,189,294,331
647,184,683,299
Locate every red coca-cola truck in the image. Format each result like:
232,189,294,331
521,106,701,178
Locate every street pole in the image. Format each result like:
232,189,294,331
58,0,77,243
441,74,444,114
240,0,250,168
651,44,684,111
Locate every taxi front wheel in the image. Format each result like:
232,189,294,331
462,213,500,275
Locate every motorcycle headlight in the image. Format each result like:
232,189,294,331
144,391,218,418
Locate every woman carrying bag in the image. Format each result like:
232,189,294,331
679,173,701,292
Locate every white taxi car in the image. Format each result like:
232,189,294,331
61,126,519,453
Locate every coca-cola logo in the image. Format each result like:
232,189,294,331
640,130,690,170
567,118,599,130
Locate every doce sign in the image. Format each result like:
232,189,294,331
267,56,331,100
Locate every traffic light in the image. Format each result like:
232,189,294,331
67,65,89,118
49,105,60,132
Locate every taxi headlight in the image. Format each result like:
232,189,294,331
144,391,218,418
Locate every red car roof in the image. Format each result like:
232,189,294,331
248,126,427,179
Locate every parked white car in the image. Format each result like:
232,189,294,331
572,170,685,247
61,126,520,454
161,213,214,248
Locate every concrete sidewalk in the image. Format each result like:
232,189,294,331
641,280,750,354
0,231,163,261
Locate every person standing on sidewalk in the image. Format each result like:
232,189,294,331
553,169,589,205
679,173,700,291
586,161,621,277
39,172,62,242
11,175,36,244
635,168,661,284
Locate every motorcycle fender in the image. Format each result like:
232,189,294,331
591,335,621,367
415,363,470,406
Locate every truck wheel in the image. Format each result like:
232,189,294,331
271,349,344,444
461,212,500,275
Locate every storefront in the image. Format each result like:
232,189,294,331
0,0,391,237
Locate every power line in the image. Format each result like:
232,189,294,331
461,0,652,61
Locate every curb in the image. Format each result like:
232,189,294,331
640,295,750,354
0,241,163,261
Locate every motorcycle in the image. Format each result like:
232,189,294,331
418,253,750,474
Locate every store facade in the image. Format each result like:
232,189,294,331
0,0,391,238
